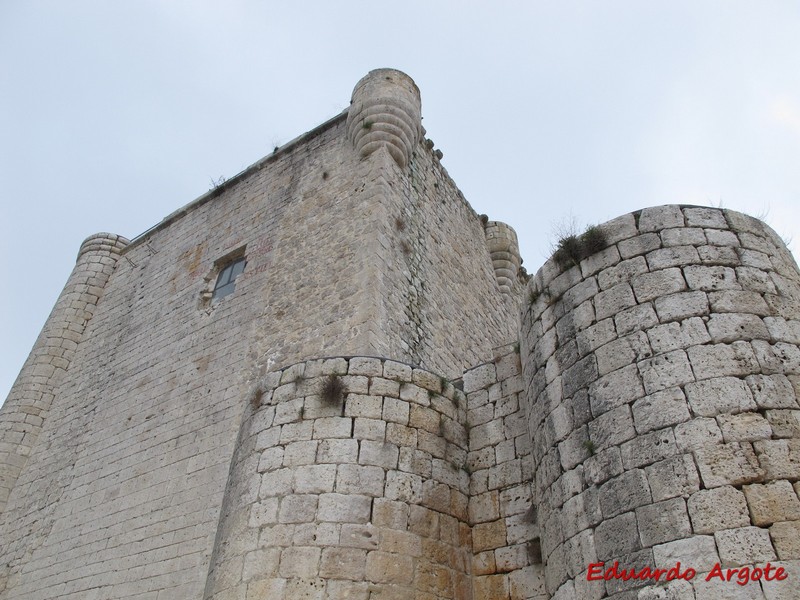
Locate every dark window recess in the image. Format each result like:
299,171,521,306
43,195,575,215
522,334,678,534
213,257,246,300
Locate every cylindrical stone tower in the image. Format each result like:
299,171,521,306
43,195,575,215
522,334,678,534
346,68,423,169
485,220,522,295
0,232,128,513
203,357,472,599
520,206,800,598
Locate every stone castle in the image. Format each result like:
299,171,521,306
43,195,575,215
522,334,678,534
1,69,798,600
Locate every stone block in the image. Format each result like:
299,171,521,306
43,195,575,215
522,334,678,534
640,206,685,231
584,447,624,486
662,227,707,247
718,412,772,442
590,364,646,416
652,535,719,571
594,511,641,561
646,246,700,270
336,464,386,497
365,551,413,585
683,265,739,291
561,488,602,539
368,377,400,398
694,442,764,488
673,417,723,451
317,439,359,464
684,207,727,228
753,438,800,480
636,497,691,547
345,394,383,419
766,409,800,438
715,526,776,566
595,283,637,321
619,232,662,259
577,318,618,356
382,397,409,425
746,374,798,409
562,354,599,398
636,579,695,600
293,464,337,494
598,256,649,289
319,547,367,580
769,521,800,560
472,519,507,552
685,376,756,417
563,529,597,578
353,417,386,441
687,486,750,534
383,360,412,382
348,357,383,377
599,469,652,518
596,331,651,376
707,313,769,343
654,291,709,322
463,363,496,394
615,304,659,336
736,266,777,294
557,425,590,471
278,494,318,523
638,350,695,394
645,455,699,502
317,493,372,523
632,268,687,304
751,340,800,374
687,342,759,380
359,440,399,469
313,417,353,439
742,480,800,526
646,318,710,354
698,244,739,265
589,405,636,452
620,428,679,469
632,388,691,434
372,498,408,530
708,289,771,315
474,573,510,599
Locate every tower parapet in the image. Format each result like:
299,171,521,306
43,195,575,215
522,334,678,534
520,205,800,598
346,68,423,168
0,232,128,513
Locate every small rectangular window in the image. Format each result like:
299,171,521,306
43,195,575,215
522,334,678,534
213,256,247,300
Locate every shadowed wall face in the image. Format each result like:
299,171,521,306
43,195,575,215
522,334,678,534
521,205,800,598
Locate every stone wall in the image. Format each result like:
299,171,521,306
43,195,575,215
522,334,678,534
463,345,545,599
204,356,472,600
520,205,800,599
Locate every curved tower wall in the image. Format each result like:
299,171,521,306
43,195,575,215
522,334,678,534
203,356,472,600
0,232,128,513
520,205,800,598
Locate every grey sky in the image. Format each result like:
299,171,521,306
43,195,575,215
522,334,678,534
2,1,799,403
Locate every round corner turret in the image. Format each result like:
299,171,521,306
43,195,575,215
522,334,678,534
346,68,423,168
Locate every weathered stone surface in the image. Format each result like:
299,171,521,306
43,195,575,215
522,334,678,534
714,526,776,566
742,481,800,526
687,486,750,534
694,442,764,488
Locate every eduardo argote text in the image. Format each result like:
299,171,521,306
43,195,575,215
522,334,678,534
587,561,788,586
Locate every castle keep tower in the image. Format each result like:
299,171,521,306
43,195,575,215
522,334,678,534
1,70,799,600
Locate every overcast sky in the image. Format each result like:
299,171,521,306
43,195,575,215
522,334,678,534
2,1,799,403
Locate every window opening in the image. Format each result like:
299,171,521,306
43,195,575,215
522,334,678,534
213,256,246,300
